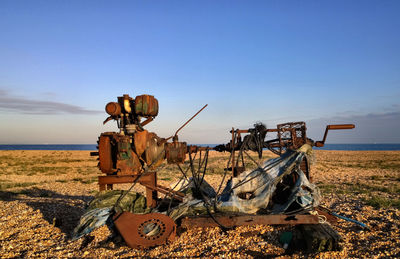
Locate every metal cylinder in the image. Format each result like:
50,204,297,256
134,95,159,117
105,102,122,116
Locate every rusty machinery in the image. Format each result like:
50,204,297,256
215,121,355,179
89,94,354,249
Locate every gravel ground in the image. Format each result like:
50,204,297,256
0,150,399,258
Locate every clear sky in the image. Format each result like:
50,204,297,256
0,1,399,144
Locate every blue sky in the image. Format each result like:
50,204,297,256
0,1,399,144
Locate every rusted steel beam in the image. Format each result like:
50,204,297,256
155,185,185,198
231,128,236,177
98,175,140,185
141,183,184,201
181,214,320,228
229,128,279,134
187,145,210,153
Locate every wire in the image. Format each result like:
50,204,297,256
187,149,232,231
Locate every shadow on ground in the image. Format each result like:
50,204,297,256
0,188,93,238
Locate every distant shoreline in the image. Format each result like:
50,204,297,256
1,144,400,151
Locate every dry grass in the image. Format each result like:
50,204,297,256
0,150,399,258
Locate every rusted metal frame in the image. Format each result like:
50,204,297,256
188,145,210,153
230,128,244,177
154,185,185,198
141,173,157,208
98,175,140,191
231,128,236,177
141,183,184,202
235,132,242,169
276,122,307,152
139,183,185,198
229,128,279,134
181,214,320,228
198,150,202,171
234,131,253,175
277,125,284,155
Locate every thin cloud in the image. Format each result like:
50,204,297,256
0,89,102,115
330,111,400,121
307,110,400,143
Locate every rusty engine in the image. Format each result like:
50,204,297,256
92,94,204,208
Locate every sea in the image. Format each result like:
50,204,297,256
0,144,400,151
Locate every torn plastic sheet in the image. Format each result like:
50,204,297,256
170,144,320,218
72,207,112,240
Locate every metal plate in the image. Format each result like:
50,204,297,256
113,212,176,249
181,214,320,228
98,134,113,174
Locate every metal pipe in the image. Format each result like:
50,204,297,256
174,104,208,137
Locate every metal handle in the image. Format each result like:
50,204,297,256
315,124,355,147
327,124,355,130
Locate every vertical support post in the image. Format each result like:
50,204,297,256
231,128,236,177
99,183,106,191
145,172,158,208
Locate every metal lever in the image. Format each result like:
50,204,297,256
315,124,355,147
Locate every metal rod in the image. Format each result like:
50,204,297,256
174,104,208,137
231,128,236,176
